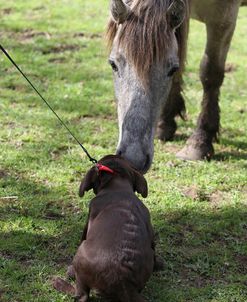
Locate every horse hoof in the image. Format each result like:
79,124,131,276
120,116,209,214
157,120,177,141
176,142,214,161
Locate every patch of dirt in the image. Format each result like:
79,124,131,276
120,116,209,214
73,32,85,38
1,8,12,15
48,57,66,63
5,82,28,92
33,6,45,11
12,140,24,149
0,251,13,260
0,170,8,179
161,143,181,154
237,108,245,114
183,185,210,202
179,268,209,288
236,255,247,269
3,121,16,129
165,160,180,168
0,288,4,300
50,145,69,160
183,187,199,200
55,255,73,265
42,44,81,54
209,190,231,206
61,202,82,215
242,186,247,202
0,195,19,209
89,33,102,39
0,196,18,204
42,210,65,220
77,114,95,119
1,29,50,42
17,29,51,42
235,254,247,272
73,32,102,39
225,63,237,73
0,251,34,265
44,200,81,217
21,29,51,40
183,187,233,206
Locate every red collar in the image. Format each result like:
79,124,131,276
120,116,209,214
96,163,115,174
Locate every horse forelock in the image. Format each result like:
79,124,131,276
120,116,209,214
106,0,189,83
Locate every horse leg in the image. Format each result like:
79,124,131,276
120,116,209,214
157,72,186,141
177,4,240,160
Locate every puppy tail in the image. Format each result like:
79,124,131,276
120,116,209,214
52,276,76,296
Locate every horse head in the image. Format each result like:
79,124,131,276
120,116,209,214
107,0,188,172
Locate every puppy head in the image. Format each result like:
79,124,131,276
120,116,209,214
79,155,148,198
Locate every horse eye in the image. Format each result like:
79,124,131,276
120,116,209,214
167,65,179,77
109,59,118,72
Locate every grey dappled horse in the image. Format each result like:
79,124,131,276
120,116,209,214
107,0,246,172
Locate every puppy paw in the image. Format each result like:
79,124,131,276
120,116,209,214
52,276,75,295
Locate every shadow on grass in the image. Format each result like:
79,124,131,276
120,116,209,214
214,131,247,161
0,173,86,301
146,205,247,301
164,126,247,162
0,166,85,264
220,137,247,152
214,150,247,161
1,195,247,301
1,165,247,301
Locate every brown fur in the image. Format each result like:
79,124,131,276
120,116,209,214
53,155,162,302
106,0,189,83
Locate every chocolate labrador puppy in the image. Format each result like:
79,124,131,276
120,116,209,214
53,155,162,302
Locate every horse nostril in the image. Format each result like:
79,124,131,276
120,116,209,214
116,147,151,173
116,149,122,156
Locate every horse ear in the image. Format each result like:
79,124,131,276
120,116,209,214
110,0,131,23
133,170,148,198
168,0,186,29
79,167,98,197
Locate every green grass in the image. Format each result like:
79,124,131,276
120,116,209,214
0,1,246,301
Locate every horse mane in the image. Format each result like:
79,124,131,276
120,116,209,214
106,0,189,83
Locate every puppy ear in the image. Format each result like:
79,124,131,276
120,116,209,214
133,171,148,198
79,167,98,197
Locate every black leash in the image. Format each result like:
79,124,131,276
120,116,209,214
0,44,97,164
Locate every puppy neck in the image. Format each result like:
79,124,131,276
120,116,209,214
97,176,134,195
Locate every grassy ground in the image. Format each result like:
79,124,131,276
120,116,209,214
0,1,246,301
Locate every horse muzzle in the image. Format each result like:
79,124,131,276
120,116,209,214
116,142,153,174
